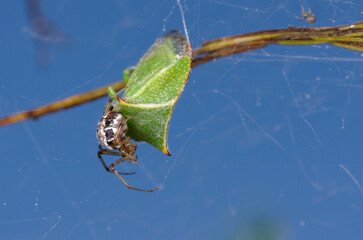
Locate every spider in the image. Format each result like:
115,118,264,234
96,95,159,192
297,8,316,24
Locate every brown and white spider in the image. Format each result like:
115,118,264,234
97,96,159,192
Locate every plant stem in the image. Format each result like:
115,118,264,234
1,21,362,126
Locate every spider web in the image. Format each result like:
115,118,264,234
0,0,362,239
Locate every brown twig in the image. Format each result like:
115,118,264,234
0,81,125,125
0,21,362,126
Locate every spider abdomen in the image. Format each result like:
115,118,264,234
97,111,127,150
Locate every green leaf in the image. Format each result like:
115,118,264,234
117,30,191,155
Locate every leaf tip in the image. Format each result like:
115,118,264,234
164,148,171,156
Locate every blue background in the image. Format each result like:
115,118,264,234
0,0,362,239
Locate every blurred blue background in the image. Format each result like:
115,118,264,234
0,0,362,239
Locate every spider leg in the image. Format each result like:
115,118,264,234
109,156,159,192
124,113,138,122
116,137,131,146
98,147,136,175
114,137,138,165
102,97,114,115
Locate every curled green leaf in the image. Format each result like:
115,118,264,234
116,30,191,155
